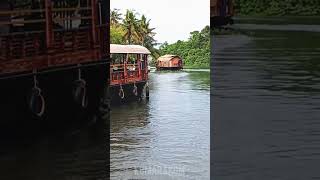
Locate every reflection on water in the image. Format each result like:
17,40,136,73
212,19,320,179
111,71,210,179
0,120,108,180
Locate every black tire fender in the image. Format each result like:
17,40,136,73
29,87,45,117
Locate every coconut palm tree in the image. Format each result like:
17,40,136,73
122,10,139,44
136,14,156,46
110,8,122,26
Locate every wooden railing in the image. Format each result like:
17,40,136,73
0,9,45,26
0,0,108,75
0,4,104,54
0,27,95,61
51,7,92,29
53,27,92,53
110,63,147,86
0,32,46,61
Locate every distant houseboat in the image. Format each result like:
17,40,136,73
156,55,183,71
110,44,150,102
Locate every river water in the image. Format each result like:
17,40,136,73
0,120,108,180
212,17,320,180
110,71,210,179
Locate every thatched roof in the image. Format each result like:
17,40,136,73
110,44,151,54
157,55,181,62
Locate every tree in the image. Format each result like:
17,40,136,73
235,0,320,16
110,8,122,26
110,25,126,44
159,26,210,68
122,10,139,44
136,15,156,46
110,9,160,60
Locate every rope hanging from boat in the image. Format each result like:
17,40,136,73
145,82,149,100
133,82,138,96
29,71,45,117
119,85,125,99
73,66,87,108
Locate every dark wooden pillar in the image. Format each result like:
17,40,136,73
45,0,53,49
137,54,141,79
91,0,97,47
98,0,109,58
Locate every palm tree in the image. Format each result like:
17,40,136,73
136,15,156,46
122,10,139,44
110,8,122,26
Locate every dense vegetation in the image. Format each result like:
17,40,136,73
110,9,160,59
235,0,320,16
111,9,210,68
159,26,210,69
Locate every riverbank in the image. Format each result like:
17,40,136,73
149,67,210,72
183,66,210,69
210,26,241,35
234,0,320,17
234,16,320,25
149,66,210,70
158,26,210,71
211,16,320,36
183,68,210,72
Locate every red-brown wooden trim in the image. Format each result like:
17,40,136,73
45,0,53,49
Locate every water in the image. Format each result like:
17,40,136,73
0,121,108,180
212,18,320,179
110,71,210,179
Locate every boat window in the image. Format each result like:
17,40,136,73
0,0,45,33
127,54,137,64
0,0,95,34
111,54,124,64
52,0,92,31
0,1,10,34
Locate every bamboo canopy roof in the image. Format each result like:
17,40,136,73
110,44,151,54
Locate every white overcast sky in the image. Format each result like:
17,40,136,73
111,0,210,44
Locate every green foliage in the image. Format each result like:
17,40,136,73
159,26,210,69
110,9,122,26
236,0,320,16
110,9,159,60
110,25,126,44
122,10,140,44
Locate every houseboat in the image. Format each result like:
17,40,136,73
0,0,109,131
211,0,235,27
156,55,183,71
110,44,150,102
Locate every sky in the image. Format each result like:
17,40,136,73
111,0,210,44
